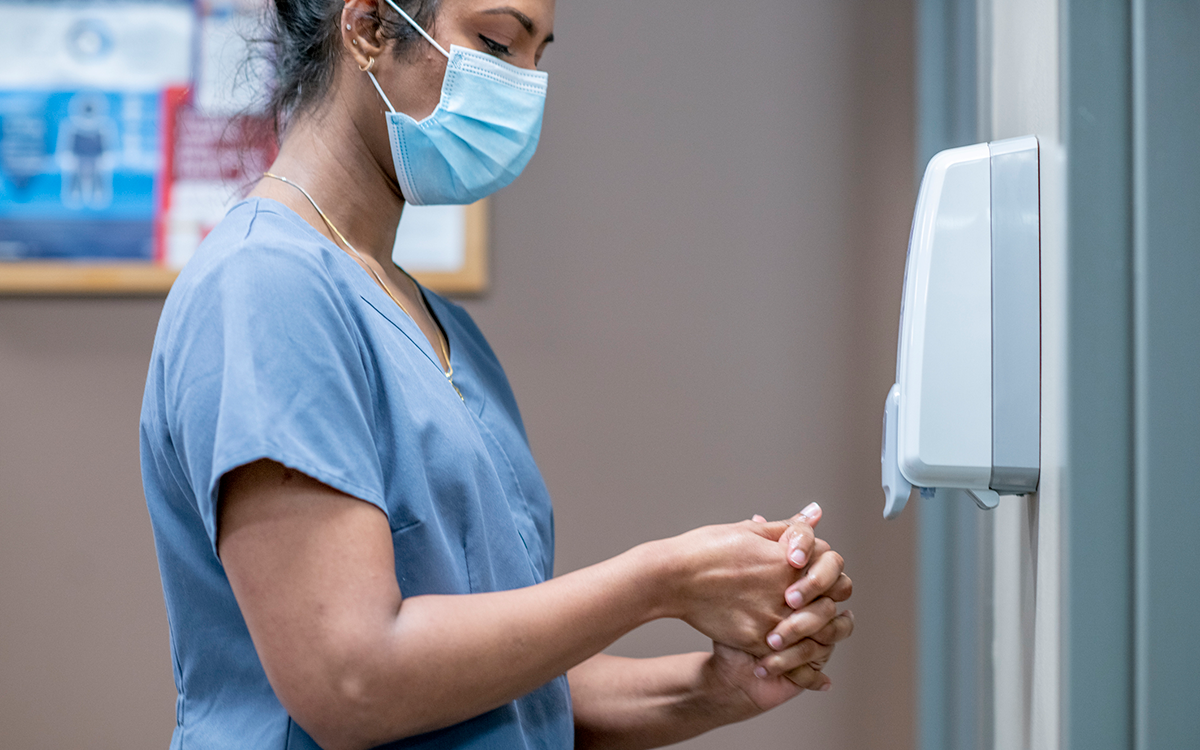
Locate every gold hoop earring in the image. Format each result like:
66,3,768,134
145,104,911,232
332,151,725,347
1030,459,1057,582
358,56,375,73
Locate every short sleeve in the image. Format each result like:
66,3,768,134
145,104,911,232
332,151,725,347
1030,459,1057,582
160,236,387,553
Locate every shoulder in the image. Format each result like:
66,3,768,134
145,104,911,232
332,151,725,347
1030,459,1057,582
162,200,362,338
150,199,374,395
175,199,346,300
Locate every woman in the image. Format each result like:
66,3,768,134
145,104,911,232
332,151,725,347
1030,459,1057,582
140,0,854,748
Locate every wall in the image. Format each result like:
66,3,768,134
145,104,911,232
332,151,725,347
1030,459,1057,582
0,298,174,749
467,1,917,747
983,0,1064,748
0,1,917,748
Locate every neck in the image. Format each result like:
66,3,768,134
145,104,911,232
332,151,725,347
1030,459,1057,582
254,93,405,266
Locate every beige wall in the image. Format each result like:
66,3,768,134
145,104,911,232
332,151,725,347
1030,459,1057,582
0,298,175,749
0,1,916,748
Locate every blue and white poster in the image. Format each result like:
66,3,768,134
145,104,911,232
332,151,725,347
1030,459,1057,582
0,89,163,260
0,0,193,262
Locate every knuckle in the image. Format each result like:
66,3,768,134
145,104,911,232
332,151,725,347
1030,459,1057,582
802,638,823,663
785,610,809,638
811,601,837,627
739,624,758,648
815,558,839,584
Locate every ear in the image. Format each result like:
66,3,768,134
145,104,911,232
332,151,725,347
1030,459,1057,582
341,0,387,71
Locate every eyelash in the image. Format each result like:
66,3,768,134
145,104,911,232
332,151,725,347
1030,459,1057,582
478,34,512,57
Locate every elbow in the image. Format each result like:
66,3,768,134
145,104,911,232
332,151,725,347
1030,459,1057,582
280,665,382,750
271,638,421,750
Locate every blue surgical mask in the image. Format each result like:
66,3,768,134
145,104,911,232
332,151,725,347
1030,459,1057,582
368,0,548,205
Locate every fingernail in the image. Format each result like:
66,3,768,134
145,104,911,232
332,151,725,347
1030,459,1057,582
754,666,769,679
799,502,820,520
767,633,784,650
789,548,807,566
786,589,803,608
752,514,767,523
819,682,832,692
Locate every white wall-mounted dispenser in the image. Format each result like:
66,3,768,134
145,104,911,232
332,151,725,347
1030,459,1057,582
881,136,1041,519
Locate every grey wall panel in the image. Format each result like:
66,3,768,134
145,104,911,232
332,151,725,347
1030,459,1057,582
1132,2,1200,748
1062,1,1136,748
917,0,978,170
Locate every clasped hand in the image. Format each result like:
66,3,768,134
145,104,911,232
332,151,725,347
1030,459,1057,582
672,503,853,706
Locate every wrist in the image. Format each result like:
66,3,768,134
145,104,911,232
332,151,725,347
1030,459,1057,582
629,534,692,623
693,651,762,727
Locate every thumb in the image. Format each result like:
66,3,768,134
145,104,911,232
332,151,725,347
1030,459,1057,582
791,502,822,529
749,519,792,541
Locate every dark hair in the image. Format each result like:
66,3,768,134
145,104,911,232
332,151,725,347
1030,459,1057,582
264,0,440,129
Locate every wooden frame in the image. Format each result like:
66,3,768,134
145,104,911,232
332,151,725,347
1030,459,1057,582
406,199,489,295
0,200,490,296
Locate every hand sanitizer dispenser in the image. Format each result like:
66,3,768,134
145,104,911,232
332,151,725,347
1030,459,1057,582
881,136,1041,519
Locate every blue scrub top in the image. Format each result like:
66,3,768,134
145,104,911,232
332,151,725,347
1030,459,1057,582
140,198,573,750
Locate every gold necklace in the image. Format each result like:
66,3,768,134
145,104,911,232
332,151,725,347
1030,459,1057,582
262,172,460,398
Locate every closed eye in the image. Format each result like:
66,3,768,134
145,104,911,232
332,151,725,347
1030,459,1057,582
478,34,512,58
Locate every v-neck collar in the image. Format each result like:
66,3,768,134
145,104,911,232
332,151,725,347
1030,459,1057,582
360,292,449,376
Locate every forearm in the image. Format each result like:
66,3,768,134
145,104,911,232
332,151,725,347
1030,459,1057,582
570,653,751,750
304,541,678,749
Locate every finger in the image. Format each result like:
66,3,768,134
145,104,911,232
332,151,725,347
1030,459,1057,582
779,521,816,569
766,596,837,652
780,502,822,528
808,610,855,646
751,514,767,523
784,664,833,692
781,538,828,600
784,548,845,608
824,573,853,603
748,519,792,542
756,637,833,677
796,502,822,528
804,538,832,562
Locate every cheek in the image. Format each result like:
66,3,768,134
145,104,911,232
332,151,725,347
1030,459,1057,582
391,54,447,121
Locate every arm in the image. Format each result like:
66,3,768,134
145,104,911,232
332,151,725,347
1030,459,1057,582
569,652,738,750
568,639,844,750
217,459,819,750
570,539,855,750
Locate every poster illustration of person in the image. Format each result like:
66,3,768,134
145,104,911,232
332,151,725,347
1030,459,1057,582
56,91,117,210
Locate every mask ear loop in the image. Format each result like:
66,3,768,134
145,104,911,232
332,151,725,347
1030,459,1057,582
366,69,397,112
379,0,451,58
367,0,452,111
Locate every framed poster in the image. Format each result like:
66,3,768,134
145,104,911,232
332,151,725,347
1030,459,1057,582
0,0,489,296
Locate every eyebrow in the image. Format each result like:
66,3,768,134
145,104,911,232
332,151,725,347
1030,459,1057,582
481,6,554,43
